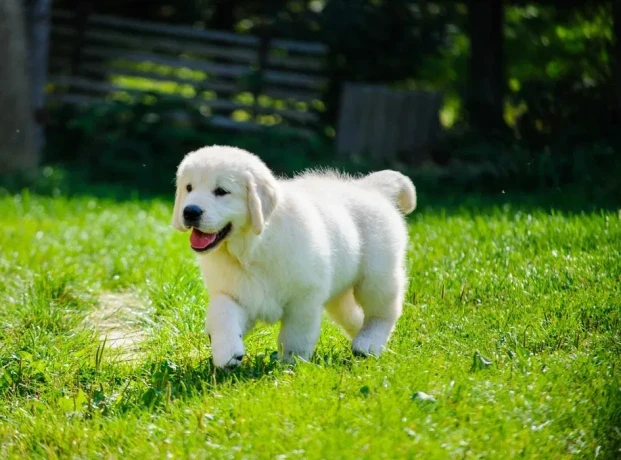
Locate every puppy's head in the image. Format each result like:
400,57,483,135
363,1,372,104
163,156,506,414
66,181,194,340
172,145,279,253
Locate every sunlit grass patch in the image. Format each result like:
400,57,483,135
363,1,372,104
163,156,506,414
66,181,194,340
0,192,619,458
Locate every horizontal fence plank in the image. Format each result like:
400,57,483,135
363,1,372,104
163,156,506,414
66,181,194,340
49,75,146,96
51,31,326,73
52,10,326,54
52,26,259,64
49,75,237,108
49,9,326,137
47,75,318,123
209,116,261,132
49,60,321,103
83,48,251,79
210,115,314,138
261,87,322,103
268,54,324,72
77,47,326,90
263,107,317,124
271,38,327,55
263,69,327,90
88,13,260,47
47,93,313,137
52,27,325,73
79,63,241,95
49,58,322,103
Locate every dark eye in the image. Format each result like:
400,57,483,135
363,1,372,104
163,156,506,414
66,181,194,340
186,184,192,192
214,187,229,197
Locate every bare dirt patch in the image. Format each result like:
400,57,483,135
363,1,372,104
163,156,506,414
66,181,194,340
86,292,151,360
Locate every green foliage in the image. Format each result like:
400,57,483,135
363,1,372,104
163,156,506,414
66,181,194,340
0,192,620,457
45,97,329,193
505,4,617,145
40,93,621,203
505,4,612,86
412,3,617,144
42,1,621,197
429,131,621,204
52,1,618,136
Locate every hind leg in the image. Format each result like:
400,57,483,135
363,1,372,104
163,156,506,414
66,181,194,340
352,271,405,357
324,289,364,339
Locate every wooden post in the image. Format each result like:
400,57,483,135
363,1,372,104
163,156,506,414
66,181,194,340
336,83,442,165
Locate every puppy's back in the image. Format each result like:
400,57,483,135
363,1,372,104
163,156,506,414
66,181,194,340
283,169,416,217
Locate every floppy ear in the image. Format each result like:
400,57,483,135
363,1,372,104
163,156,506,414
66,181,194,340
171,181,187,231
246,170,279,235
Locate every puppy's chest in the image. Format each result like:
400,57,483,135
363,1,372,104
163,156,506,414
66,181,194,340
199,257,284,323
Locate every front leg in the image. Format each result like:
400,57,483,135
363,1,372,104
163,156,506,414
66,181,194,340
278,300,323,364
205,294,249,369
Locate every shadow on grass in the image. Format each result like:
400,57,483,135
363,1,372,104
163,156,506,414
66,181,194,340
110,349,357,415
2,164,620,216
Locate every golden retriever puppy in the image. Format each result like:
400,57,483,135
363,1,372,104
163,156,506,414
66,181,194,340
172,145,416,368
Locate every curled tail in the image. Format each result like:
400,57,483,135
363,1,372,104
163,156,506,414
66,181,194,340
358,170,417,214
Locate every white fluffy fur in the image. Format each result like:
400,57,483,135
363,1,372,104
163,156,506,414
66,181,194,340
172,145,416,368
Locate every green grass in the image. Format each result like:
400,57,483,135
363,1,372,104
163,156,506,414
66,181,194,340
0,190,620,459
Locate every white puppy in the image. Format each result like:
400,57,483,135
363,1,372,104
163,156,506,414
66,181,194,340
172,145,416,368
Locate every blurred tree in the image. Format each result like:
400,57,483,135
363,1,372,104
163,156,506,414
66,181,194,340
465,0,506,136
0,0,38,175
613,0,621,122
506,3,618,148
26,0,52,153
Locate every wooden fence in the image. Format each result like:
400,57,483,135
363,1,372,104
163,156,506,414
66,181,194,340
336,83,443,164
47,9,328,137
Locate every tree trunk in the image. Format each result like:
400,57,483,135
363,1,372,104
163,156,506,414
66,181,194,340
466,0,506,135
26,0,52,154
613,0,621,125
0,0,38,176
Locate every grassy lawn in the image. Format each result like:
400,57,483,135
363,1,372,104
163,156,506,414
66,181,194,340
0,191,619,458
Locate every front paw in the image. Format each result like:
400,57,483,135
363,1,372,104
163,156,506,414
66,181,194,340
351,335,384,357
211,335,245,369
278,349,313,365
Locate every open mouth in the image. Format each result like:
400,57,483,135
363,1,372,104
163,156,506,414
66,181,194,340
190,223,232,253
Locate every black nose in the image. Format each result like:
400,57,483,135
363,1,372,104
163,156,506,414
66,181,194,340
183,205,203,223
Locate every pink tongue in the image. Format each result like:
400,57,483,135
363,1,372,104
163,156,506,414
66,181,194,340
190,228,217,249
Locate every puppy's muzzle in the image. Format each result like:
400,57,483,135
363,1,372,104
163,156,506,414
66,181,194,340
183,205,203,227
